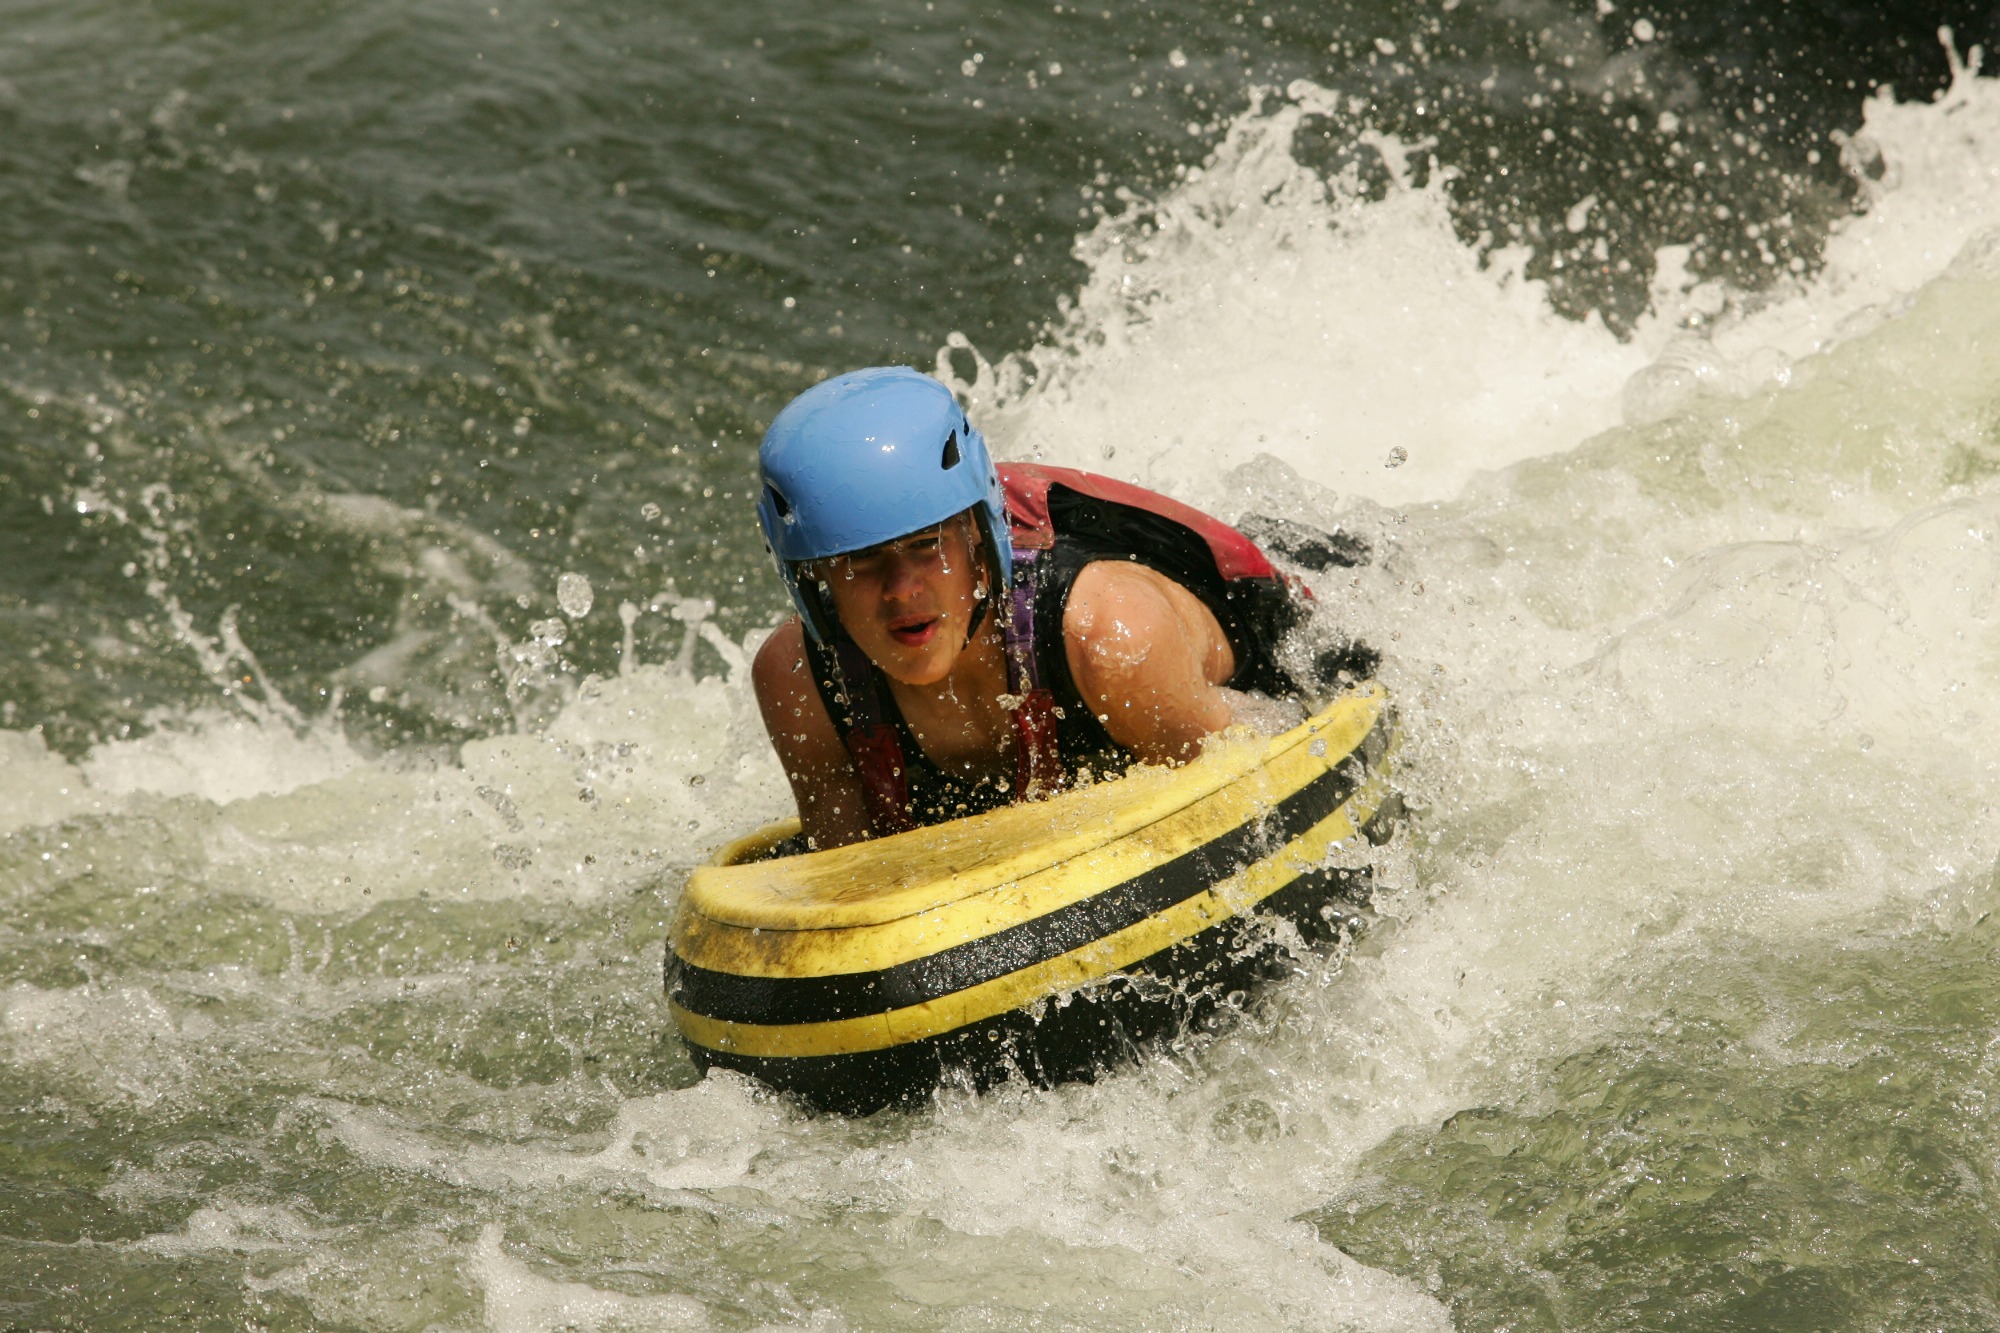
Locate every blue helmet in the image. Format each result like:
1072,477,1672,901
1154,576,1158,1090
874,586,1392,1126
757,367,1012,643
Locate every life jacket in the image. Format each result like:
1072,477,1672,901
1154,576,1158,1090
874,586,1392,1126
809,463,1304,836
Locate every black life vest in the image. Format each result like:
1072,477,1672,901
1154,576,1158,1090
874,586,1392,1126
804,463,1305,836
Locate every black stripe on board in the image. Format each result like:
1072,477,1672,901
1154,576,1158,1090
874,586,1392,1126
670,715,1387,1028
686,856,1378,1115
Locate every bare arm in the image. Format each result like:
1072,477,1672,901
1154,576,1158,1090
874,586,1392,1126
1061,561,1240,766
751,619,875,849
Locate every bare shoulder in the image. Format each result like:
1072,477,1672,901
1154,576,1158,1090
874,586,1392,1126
752,619,815,711
1061,560,1235,763
751,619,873,848
1063,561,1233,686
752,619,842,753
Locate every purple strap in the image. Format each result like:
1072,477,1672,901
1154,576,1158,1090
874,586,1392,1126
1002,548,1043,697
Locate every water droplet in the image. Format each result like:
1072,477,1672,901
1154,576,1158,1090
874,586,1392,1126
557,572,594,619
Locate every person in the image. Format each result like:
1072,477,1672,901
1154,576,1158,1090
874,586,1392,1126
751,366,1323,850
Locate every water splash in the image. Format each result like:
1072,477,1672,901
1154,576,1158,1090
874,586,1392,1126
944,31,2000,521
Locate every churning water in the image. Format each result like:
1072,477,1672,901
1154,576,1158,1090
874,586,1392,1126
4,1,2000,1328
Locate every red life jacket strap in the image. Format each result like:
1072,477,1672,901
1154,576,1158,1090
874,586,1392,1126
829,635,913,835
1013,686,1063,801
843,721,915,837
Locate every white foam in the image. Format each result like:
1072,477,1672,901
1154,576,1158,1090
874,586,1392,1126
21,620,788,912
471,1224,709,1333
0,981,197,1106
948,83,1649,510
137,1202,316,1255
947,38,2000,517
1721,38,2000,356
183,681,785,912
0,728,101,835
81,708,364,806
309,1072,1459,1331
311,1075,787,1196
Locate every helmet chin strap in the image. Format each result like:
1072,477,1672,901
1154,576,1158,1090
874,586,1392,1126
963,580,991,648
960,512,1008,651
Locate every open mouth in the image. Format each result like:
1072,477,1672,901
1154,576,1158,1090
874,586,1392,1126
887,615,941,647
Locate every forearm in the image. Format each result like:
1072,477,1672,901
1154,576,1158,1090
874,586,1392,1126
1094,683,1235,765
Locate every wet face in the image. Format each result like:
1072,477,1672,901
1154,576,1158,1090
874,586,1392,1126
814,515,985,686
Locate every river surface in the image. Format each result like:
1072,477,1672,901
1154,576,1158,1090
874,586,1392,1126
5,1,2000,1328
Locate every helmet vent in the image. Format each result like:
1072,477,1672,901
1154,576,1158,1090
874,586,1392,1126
766,484,795,522
941,430,962,470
